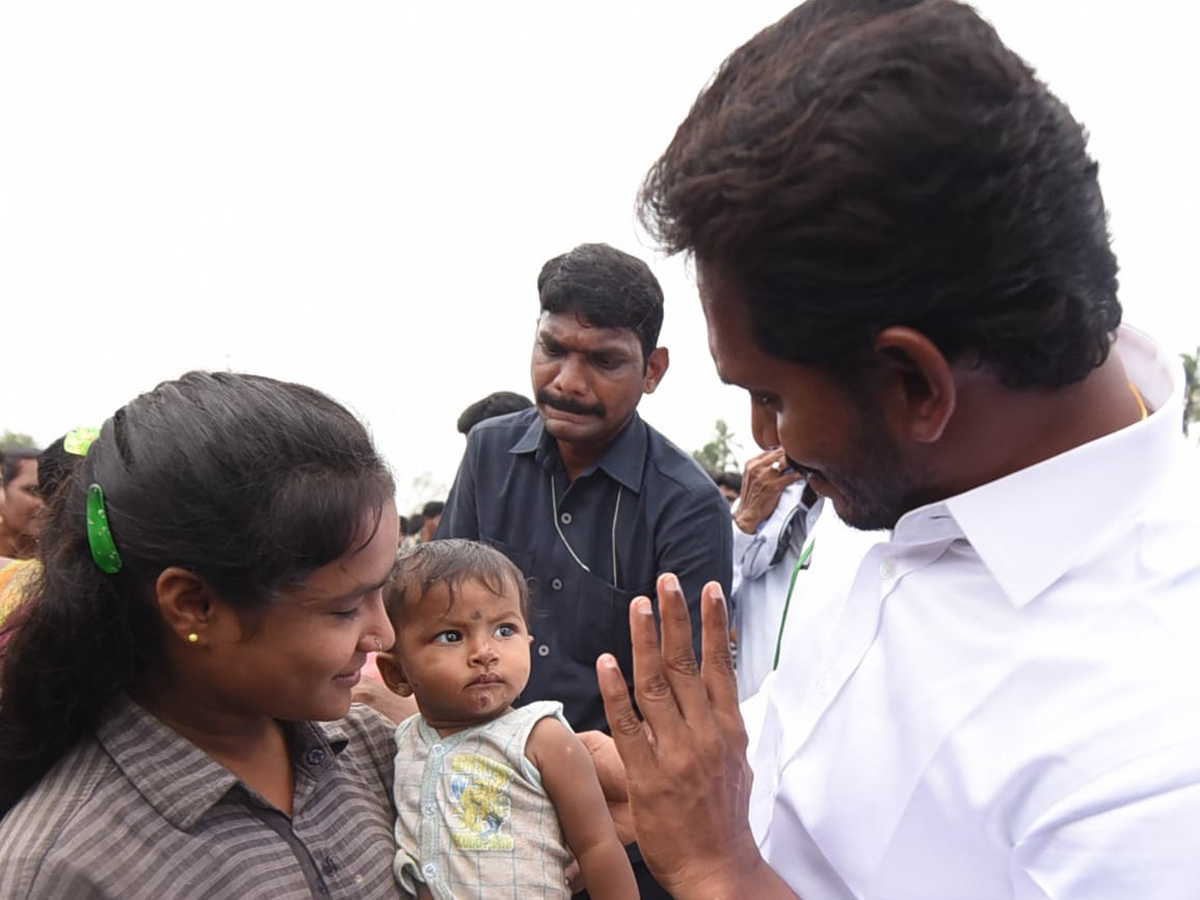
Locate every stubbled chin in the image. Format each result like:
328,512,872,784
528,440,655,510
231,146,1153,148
806,472,834,501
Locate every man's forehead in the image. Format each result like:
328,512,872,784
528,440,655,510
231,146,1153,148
535,310,640,351
696,273,759,384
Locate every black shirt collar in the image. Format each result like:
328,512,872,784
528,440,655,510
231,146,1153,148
508,411,647,493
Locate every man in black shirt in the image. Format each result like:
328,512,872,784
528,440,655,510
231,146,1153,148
438,242,732,900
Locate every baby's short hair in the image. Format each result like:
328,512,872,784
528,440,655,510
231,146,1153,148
385,539,529,624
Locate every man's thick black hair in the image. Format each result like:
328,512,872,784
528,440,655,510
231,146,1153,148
640,0,1120,389
537,243,665,365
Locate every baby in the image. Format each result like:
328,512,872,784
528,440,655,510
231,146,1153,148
376,539,637,900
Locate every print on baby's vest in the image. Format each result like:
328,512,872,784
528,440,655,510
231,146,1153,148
449,754,515,850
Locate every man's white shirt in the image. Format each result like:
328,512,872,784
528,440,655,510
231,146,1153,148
732,482,824,699
744,326,1200,900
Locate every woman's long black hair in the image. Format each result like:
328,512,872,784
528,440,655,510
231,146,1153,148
0,371,394,816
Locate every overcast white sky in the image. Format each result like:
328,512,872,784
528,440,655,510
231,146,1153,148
3,1,1198,511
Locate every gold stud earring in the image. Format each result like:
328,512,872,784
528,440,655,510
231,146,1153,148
187,632,199,644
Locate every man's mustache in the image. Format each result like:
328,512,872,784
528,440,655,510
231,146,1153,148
536,390,605,418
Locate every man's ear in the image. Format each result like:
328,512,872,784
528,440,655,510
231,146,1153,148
156,566,222,646
643,347,670,394
871,326,956,444
375,651,414,697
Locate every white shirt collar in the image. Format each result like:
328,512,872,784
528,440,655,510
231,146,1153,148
894,325,1185,608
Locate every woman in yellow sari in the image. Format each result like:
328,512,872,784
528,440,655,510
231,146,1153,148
0,557,38,628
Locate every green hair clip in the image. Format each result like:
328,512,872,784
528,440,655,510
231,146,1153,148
64,426,100,456
86,483,123,574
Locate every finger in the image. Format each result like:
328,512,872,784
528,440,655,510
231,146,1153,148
597,651,656,774
747,449,780,477
699,582,745,746
654,573,713,723
625,591,687,736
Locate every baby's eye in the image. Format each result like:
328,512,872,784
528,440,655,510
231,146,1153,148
495,624,517,638
434,631,462,644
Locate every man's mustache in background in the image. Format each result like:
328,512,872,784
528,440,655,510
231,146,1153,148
536,389,605,419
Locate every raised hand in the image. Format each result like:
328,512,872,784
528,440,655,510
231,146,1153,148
734,448,805,535
596,573,796,900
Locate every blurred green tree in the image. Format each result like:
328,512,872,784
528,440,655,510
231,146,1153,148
692,419,740,473
0,431,38,452
1182,347,1199,437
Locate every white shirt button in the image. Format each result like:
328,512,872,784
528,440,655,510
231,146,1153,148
430,743,445,756
560,512,572,525
421,801,436,817
537,644,550,657
551,577,564,590
880,559,897,580
422,862,438,878
816,673,834,696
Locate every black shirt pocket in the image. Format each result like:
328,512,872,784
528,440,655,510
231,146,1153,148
568,569,647,668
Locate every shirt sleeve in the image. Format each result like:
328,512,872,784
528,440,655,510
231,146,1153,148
435,431,481,541
654,481,734,659
730,521,761,599
1012,745,1200,900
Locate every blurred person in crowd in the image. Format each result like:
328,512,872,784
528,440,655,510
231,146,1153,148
708,468,743,505
400,501,444,550
406,513,424,542
417,501,442,544
0,432,90,632
456,391,534,437
728,449,812,699
0,448,42,560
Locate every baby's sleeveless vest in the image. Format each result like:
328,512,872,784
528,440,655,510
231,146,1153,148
392,701,573,900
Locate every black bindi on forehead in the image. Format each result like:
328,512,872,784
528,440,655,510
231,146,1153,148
471,610,482,621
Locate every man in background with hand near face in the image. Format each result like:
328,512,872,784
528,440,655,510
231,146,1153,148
438,241,732,900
